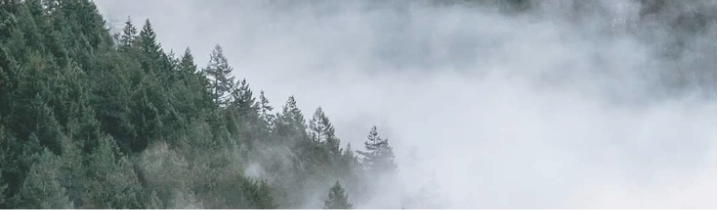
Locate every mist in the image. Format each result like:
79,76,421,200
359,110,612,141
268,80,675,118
94,0,716,208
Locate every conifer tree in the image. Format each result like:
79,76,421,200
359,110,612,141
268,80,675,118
16,148,73,209
119,17,136,48
275,96,307,139
203,45,235,105
0,172,6,207
257,91,274,128
357,126,396,174
230,79,257,117
82,136,144,208
309,107,341,154
324,181,353,209
138,19,160,57
0,123,11,208
179,47,197,74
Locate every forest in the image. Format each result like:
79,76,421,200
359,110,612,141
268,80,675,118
0,0,715,209
0,0,401,208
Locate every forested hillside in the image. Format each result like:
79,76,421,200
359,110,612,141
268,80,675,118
1,0,716,208
0,0,397,208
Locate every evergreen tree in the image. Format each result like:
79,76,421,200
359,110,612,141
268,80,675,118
0,172,6,207
15,148,73,209
82,136,145,208
357,126,397,174
257,91,274,129
0,123,11,208
203,45,235,105
179,47,197,74
0,0,414,208
324,181,353,209
309,107,341,155
230,79,257,117
119,17,136,48
274,96,307,145
138,19,160,58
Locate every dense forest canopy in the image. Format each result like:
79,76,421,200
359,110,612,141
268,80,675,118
1,0,716,208
0,0,398,208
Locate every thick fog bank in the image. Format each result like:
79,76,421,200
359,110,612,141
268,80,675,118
95,0,716,208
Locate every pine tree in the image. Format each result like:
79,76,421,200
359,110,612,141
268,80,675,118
16,148,73,209
119,17,136,48
275,96,307,139
138,19,160,57
309,107,340,154
0,125,8,207
0,172,6,207
179,47,197,74
357,126,396,174
230,79,257,116
82,136,144,208
324,181,353,209
245,179,278,209
203,45,235,105
257,91,274,128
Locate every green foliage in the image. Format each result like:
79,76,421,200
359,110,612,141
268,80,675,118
309,107,341,155
203,45,235,105
0,0,399,208
15,148,73,209
0,172,7,207
82,136,145,209
358,126,397,174
324,181,353,209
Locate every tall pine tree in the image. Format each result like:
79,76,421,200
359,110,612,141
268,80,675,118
309,107,341,155
323,181,353,209
357,126,396,174
203,45,235,105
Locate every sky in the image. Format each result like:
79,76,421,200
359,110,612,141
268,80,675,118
93,0,716,208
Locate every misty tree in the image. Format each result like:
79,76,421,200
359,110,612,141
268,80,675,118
358,126,397,174
309,107,341,155
179,48,198,74
15,149,73,209
83,136,145,208
230,79,257,117
0,0,398,208
119,17,137,48
203,44,235,105
274,96,307,144
257,91,274,128
324,181,353,209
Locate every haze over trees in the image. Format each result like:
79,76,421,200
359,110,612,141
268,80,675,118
0,0,398,208
0,0,715,208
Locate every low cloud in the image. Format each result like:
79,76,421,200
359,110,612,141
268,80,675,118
95,0,716,208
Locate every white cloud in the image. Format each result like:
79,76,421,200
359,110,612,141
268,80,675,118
94,0,716,208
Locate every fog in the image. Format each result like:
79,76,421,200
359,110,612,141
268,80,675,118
94,0,716,208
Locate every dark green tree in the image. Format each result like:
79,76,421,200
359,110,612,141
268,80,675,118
203,45,235,105
357,126,396,174
0,172,6,207
15,148,73,209
230,79,257,117
273,96,308,150
324,181,353,209
119,17,136,48
257,91,274,129
309,107,341,155
82,136,145,208
179,47,197,74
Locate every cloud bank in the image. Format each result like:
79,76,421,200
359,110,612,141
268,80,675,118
94,0,716,208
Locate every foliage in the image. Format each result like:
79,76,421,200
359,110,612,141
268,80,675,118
324,181,353,209
0,0,394,208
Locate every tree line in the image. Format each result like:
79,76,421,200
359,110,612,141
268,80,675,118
0,0,396,208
